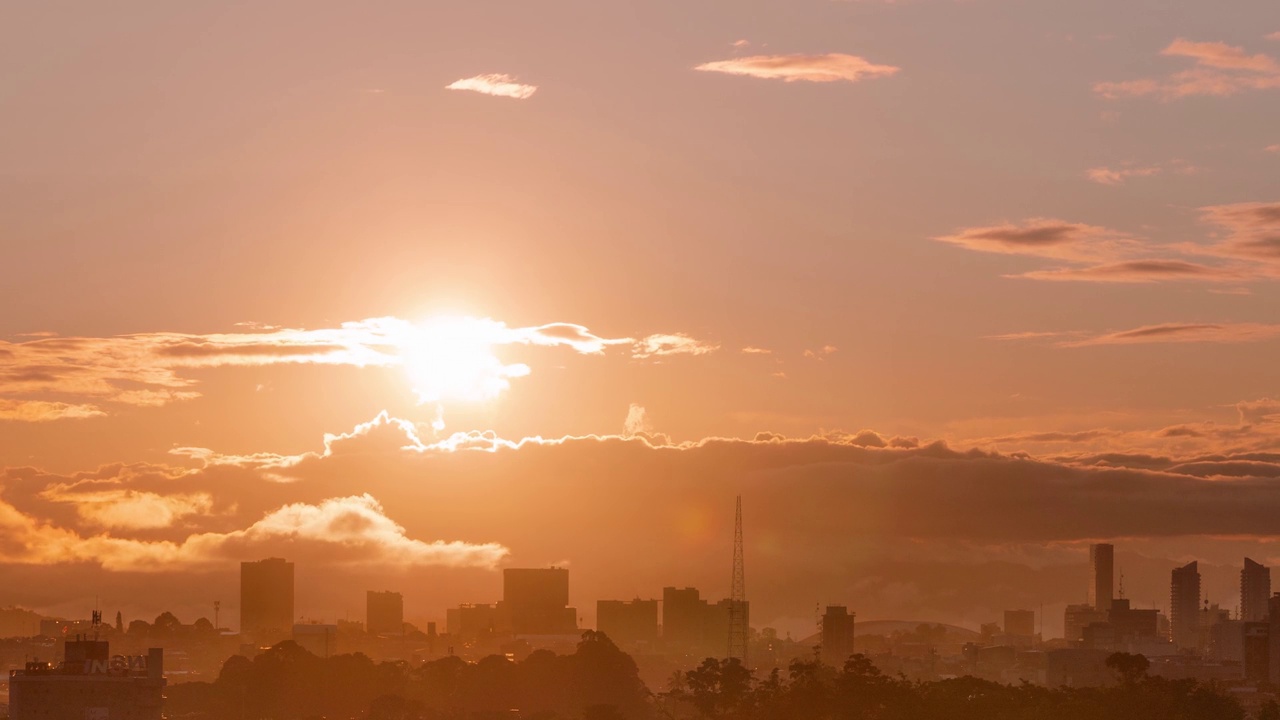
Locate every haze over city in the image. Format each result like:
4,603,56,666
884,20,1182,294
3,0,1280,658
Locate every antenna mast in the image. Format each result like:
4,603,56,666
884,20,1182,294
728,495,748,662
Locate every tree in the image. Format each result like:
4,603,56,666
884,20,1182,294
1106,652,1150,685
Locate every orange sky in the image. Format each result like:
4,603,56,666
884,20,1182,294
1,0,1279,637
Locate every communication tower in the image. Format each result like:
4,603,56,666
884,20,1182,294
728,495,748,661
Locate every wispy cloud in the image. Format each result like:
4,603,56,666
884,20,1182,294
695,53,899,83
1020,260,1246,283
446,73,538,99
1062,322,1280,347
933,219,1138,262
1096,38,1280,99
741,346,773,355
1198,201,1280,263
632,333,719,359
0,317,715,420
1086,160,1197,186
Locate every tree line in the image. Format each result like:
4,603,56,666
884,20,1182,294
166,633,1263,720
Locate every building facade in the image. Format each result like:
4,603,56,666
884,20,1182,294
822,606,856,665
1170,561,1201,649
9,639,164,720
597,599,659,645
1242,557,1271,623
240,558,294,642
499,568,577,636
1089,543,1114,614
366,591,404,636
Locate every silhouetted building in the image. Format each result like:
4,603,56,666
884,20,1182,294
1064,604,1105,643
498,568,577,635
663,587,707,646
1170,561,1201,649
704,599,749,655
1107,599,1159,642
1267,593,1280,684
1242,558,1271,623
597,599,659,645
1090,543,1114,613
367,591,404,636
822,606,856,665
9,638,164,720
446,604,498,639
241,558,294,641
293,624,337,658
1004,609,1035,639
1244,622,1270,683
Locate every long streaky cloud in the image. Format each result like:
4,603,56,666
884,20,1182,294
0,317,716,420
1062,322,1280,347
695,53,900,84
446,74,538,99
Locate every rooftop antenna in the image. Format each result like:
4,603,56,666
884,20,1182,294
1118,571,1126,600
728,495,748,662
214,601,221,632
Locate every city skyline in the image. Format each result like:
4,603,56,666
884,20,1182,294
3,0,1280,658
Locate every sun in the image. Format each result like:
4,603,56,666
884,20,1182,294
399,316,531,409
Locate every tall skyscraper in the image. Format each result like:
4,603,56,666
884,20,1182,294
821,606,856,665
1170,561,1201,649
240,557,294,640
1241,557,1272,622
1089,543,1114,614
366,590,404,635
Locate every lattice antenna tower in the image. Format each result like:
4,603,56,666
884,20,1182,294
728,495,748,661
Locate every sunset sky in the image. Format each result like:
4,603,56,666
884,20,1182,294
2,0,1279,637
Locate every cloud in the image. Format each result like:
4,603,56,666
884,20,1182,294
445,74,537,99
740,346,773,355
935,216,1263,284
0,316,710,420
1096,38,1280,99
1266,144,1280,153
803,345,839,359
1018,260,1246,283
933,219,1137,262
0,399,105,422
1062,322,1280,347
631,333,719,359
0,491,507,572
695,53,900,83
1198,201,1280,263
1086,160,1197,186
40,486,214,530
1238,398,1280,425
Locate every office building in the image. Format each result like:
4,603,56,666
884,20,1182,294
446,604,498,639
822,606,856,665
1170,561,1201,649
1004,610,1035,639
663,587,708,646
1245,622,1270,683
1064,604,1105,643
1107,599,1159,642
1090,543,1114,614
597,599,659,645
9,638,164,720
241,558,294,641
367,591,404,636
1242,558,1271,623
498,568,577,635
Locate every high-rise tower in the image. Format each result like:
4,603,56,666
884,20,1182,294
727,495,748,661
1242,557,1271,622
1170,561,1201,648
1089,543,1114,613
